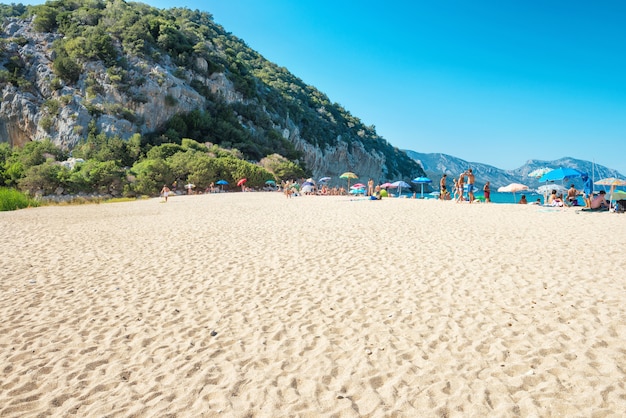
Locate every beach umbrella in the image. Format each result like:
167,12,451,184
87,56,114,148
391,180,411,196
265,180,276,185
318,176,331,183
528,167,553,178
411,177,432,198
497,183,529,202
595,178,626,203
340,172,358,189
537,184,568,195
538,167,583,182
184,183,195,189
380,182,393,189
351,183,366,189
216,179,228,191
611,190,626,200
391,180,411,188
237,178,247,187
594,177,626,186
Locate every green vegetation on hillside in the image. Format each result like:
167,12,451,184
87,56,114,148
0,0,423,182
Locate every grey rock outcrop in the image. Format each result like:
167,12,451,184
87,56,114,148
0,18,239,148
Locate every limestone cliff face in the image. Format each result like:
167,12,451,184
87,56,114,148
1,18,213,147
0,17,420,182
287,128,387,181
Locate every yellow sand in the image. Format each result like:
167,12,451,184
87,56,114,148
1,193,625,417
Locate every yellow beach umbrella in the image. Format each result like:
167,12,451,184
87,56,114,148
340,172,358,189
594,177,626,186
595,178,626,204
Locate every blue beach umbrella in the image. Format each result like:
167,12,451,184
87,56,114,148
216,179,228,191
538,167,583,183
411,177,432,198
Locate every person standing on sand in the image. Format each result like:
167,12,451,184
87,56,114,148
465,169,475,202
284,181,292,198
367,178,374,197
483,181,491,203
456,172,465,202
439,174,447,199
160,184,170,202
582,175,593,208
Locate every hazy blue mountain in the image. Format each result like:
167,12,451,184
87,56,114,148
405,150,624,190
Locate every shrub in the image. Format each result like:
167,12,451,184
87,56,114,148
43,99,60,115
39,116,53,132
53,53,81,84
51,78,63,91
0,187,39,211
164,94,178,107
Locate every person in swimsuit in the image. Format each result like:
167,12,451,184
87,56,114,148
566,184,579,205
456,173,465,202
439,174,447,199
367,178,374,197
483,181,491,203
582,175,593,208
465,169,475,202
590,190,610,209
160,184,170,202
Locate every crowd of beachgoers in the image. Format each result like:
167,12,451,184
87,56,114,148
156,169,625,213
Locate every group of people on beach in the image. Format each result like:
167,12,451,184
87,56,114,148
159,172,617,210
439,169,483,203
543,183,610,209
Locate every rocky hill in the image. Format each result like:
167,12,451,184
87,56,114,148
406,150,624,190
0,1,424,182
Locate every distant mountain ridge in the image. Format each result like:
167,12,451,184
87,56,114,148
404,150,624,190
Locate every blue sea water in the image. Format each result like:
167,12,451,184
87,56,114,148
479,191,545,204
400,191,561,205
388,186,623,204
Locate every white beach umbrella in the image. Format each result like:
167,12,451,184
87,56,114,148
497,183,529,202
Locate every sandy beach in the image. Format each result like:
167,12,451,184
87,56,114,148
1,192,625,417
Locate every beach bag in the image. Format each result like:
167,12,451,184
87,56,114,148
616,200,626,213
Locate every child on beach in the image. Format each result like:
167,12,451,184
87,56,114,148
160,185,170,202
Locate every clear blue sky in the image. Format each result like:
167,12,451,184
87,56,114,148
22,0,626,174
